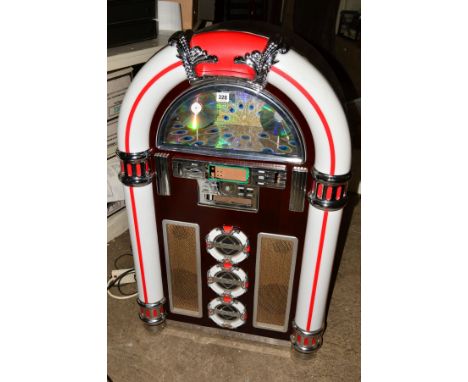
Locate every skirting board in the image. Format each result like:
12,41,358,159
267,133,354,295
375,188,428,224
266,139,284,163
107,208,128,242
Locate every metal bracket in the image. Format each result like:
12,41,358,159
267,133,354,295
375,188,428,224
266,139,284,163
289,167,308,212
117,149,155,187
169,30,218,82
234,36,289,89
154,152,171,196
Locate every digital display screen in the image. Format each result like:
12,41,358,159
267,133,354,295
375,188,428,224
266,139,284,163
157,84,305,163
208,165,249,183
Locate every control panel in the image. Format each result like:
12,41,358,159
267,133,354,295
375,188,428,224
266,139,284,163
172,158,287,212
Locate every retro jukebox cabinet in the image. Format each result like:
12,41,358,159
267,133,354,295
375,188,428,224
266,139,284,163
117,28,351,355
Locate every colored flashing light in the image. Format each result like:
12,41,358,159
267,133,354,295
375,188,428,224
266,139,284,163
191,102,202,115
188,114,198,130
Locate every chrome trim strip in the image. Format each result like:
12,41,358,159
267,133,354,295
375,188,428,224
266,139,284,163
289,167,308,212
162,220,203,318
312,169,352,184
116,149,152,161
252,233,298,333
154,153,171,196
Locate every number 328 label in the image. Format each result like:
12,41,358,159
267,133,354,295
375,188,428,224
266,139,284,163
216,92,230,103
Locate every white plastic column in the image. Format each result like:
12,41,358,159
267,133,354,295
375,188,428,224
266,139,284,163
268,50,352,352
117,45,186,324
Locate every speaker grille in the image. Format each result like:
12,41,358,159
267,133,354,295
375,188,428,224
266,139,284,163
162,220,202,317
253,233,298,332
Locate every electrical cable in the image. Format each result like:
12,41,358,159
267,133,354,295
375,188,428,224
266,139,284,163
113,253,133,270
107,277,138,300
107,268,134,289
117,269,137,296
107,262,138,300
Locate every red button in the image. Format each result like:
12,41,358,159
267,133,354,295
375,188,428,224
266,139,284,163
223,225,233,233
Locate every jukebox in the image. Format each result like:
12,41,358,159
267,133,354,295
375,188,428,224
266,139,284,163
116,28,351,355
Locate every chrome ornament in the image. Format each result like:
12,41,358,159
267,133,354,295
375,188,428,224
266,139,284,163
169,30,218,82
234,36,289,89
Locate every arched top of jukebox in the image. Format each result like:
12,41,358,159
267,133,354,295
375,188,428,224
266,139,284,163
156,80,306,164
118,26,351,176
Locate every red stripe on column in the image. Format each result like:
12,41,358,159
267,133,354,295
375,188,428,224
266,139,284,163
123,60,183,305
306,211,329,331
129,187,148,303
271,66,336,175
271,66,337,332
125,61,183,152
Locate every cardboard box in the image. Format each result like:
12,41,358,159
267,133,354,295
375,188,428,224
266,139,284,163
107,67,133,120
107,154,126,217
108,155,125,203
107,200,126,218
107,118,118,159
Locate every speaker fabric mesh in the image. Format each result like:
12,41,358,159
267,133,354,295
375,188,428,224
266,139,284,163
253,233,298,332
162,220,202,317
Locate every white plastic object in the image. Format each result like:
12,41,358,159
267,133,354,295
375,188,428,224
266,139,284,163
157,1,182,31
111,268,136,285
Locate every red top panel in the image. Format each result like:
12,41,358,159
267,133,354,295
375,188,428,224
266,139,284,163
190,31,268,80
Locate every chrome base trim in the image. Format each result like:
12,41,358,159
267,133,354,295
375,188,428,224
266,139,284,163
308,169,352,211
143,321,167,333
117,149,155,187
137,298,167,326
166,319,291,348
290,347,319,360
290,321,324,354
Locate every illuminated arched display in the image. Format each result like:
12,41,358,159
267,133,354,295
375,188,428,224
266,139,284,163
157,82,305,163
